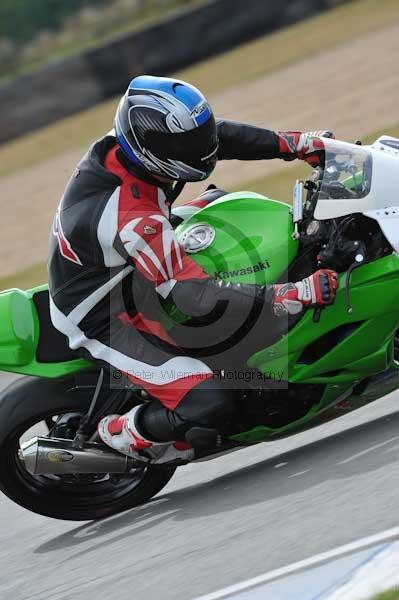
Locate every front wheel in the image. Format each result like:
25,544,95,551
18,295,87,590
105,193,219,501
0,376,175,521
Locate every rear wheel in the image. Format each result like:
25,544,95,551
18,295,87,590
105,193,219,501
0,376,175,521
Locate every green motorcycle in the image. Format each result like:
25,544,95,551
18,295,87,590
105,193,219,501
1,136,399,521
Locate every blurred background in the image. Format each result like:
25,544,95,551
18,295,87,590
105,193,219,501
0,0,398,290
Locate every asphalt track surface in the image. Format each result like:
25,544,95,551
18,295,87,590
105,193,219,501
0,372,397,600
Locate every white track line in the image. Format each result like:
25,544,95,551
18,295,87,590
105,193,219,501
336,436,398,465
288,469,311,478
195,527,399,600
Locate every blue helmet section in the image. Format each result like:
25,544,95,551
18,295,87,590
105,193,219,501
129,75,213,127
130,76,204,112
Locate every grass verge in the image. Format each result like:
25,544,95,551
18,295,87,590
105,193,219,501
368,589,399,600
1,122,398,292
1,0,398,178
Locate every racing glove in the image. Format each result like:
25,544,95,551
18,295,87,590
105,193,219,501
272,269,339,316
278,130,335,167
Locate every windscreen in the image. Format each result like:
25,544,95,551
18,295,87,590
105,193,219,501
318,139,373,201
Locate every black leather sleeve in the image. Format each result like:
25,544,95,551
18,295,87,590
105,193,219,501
170,277,274,319
216,119,281,161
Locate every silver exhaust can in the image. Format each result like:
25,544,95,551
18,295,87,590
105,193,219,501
20,436,134,475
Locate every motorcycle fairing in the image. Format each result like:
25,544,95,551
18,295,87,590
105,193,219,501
249,253,399,385
314,137,399,232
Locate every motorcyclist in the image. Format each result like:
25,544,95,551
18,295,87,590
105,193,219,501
48,75,338,465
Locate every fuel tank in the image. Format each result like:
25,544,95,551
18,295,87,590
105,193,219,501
175,192,298,285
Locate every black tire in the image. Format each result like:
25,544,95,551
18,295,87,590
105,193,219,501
0,376,175,521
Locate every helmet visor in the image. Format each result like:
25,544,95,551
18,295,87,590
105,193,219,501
144,116,218,180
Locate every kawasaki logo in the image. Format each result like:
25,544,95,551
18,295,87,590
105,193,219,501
214,260,270,279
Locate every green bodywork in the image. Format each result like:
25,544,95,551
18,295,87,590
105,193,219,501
1,191,398,443
0,284,89,378
176,193,299,286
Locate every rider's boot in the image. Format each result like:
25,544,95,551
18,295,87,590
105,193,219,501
98,406,194,465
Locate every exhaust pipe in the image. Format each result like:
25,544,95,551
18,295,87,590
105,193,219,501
20,436,135,475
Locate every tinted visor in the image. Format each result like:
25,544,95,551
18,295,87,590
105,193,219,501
145,115,218,176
